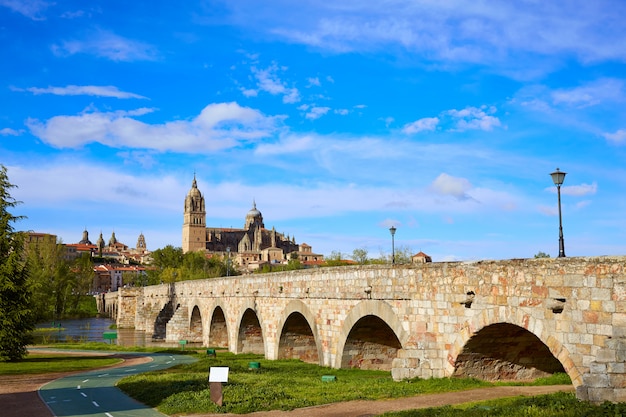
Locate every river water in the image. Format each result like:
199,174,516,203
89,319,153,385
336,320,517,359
33,317,175,347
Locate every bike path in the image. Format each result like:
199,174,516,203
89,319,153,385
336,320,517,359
39,352,197,417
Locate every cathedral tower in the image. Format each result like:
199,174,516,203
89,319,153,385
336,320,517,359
182,175,207,253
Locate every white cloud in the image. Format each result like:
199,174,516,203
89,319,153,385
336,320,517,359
51,30,159,62
255,134,316,156
403,106,501,133
240,88,258,97
220,2,626,77
26,102,278,152
307,77,321,87
8,163,183,212
430,173,473,200
305,106,331,120
551,79,624,108
604,129,626,144
0,0,51,20
0,127,21,136
562,182,597,197
447,106,501,131
14,85,147,99
402,117,439,134
334,109,349,116
249,63,301,103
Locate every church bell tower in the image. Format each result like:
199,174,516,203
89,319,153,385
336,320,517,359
182,175,207,253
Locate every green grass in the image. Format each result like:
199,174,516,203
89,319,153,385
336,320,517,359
380,391,626,417
42,341,199,354
117,352,572,415
0,353,121,375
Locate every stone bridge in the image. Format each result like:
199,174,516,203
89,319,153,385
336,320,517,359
97,256,626,403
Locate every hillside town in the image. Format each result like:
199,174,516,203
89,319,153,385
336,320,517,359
25,229,151,293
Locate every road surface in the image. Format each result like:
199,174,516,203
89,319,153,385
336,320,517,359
39,352,196,417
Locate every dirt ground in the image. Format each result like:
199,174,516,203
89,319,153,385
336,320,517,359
186,385,574,417
0,353,574,417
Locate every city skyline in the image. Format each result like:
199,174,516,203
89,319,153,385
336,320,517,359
2,1,626,261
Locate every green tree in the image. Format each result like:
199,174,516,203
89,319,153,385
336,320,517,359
26,238,74,320
72,253,95,308
151,245,183,269
0,165,35,361
351,248,369,265
394,245,413,264
534,251,551,258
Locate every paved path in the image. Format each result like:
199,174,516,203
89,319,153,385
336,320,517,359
39,353,196,417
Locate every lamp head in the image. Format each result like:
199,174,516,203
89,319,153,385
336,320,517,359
550,168,566,186
389,226,396,236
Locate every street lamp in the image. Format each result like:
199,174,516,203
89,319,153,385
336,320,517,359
550,168,567,258
389,226,396,265
226,247,231,276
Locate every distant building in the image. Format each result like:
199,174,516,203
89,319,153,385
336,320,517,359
412,251,432,263
182,176,323,270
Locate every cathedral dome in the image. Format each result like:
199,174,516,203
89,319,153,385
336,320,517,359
244,200,264,229
247,203,262,218
187,177,202,198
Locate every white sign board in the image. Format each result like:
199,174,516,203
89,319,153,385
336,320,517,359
209,366,229,382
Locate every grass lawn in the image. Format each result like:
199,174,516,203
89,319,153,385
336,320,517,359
116,351,571,415
380,391,626,417
0,353,122,375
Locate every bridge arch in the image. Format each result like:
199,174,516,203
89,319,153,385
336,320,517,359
335,300,409,370
235,304,265,355
275,300,321,364
208,304,229,348
447,307,580,387
189,305,203,343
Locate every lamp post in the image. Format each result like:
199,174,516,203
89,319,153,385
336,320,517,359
550,168,567,258
226,247,231,276
389,226,396,265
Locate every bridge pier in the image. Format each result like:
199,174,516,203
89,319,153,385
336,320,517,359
97,256,626,403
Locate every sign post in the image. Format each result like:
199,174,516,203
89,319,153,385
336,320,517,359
102,332,117,344
208,367,229,406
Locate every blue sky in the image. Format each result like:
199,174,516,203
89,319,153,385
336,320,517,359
2,1,626,261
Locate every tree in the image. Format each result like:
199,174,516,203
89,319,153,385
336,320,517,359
151,245,183,269
0,165,35,361
351,248,369,265
534,251,551,258
26,237,74,320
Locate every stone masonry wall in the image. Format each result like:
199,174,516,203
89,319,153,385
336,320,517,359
110,256,626,403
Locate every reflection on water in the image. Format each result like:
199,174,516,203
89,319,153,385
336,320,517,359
33,317,185,347
34,318,150,346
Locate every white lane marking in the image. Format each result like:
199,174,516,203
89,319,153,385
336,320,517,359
105,413,114,417
166,361,172,364
77,385,81,390
80,392,87,398
92,400,100,407
46,401,57,404
124,368,137,372
63,399,72,402
82,379,89,383
150,364,158,368
98,373,109,377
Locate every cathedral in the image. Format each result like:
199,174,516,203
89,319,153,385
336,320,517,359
182,176,323,269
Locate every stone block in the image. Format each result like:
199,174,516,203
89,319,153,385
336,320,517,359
609,373,626,388
587,387,615,403
584,373,610,387
589,362,607,373
576,385,589,401
613,388,626,402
